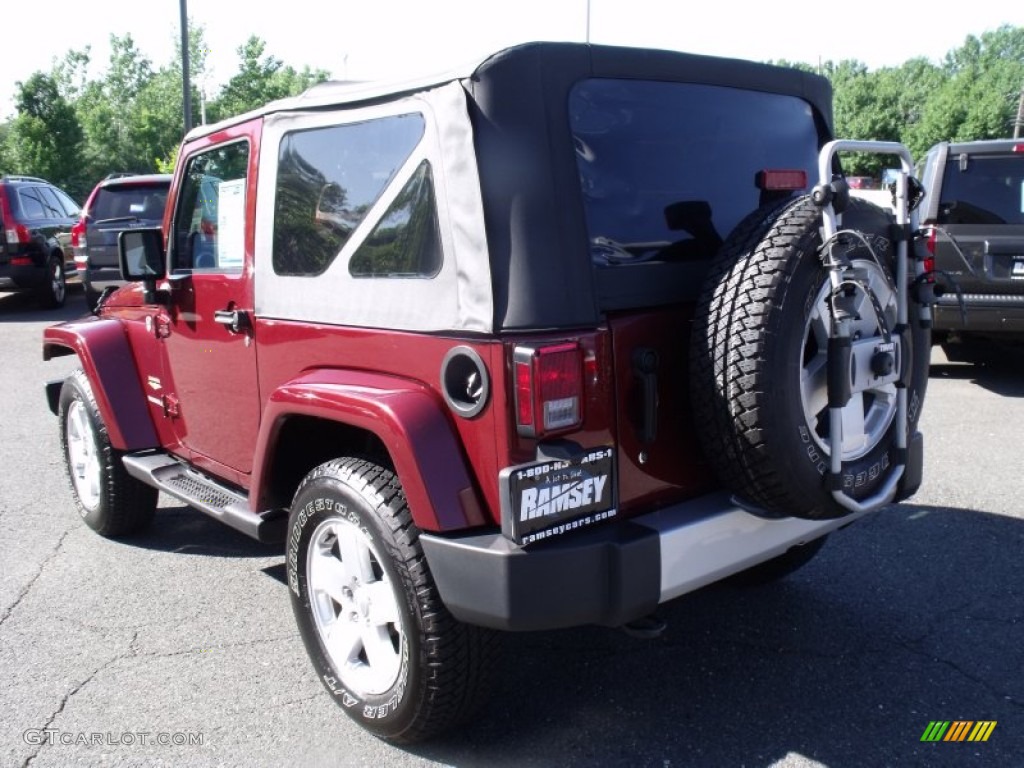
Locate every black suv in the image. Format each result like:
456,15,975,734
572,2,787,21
0,175,81,307
71,174,172,309
918,139,1024,347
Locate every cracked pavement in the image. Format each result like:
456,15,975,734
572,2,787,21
2,290,1022,767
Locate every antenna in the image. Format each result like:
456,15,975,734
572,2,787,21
586,0,591,43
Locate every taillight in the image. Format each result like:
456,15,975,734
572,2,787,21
925,227,937,257
70,219,86,249
6,224,31,244
513,343,583,438
755,169,807,191
0,189,26,245
0,189,11,245
1013,144,1024,153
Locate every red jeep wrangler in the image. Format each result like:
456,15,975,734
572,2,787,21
44,43,930,742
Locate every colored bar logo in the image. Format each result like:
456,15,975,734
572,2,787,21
920,721,996,742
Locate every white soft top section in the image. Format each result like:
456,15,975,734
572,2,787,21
254,81,492,333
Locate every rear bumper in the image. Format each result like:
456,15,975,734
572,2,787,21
0,262,46,290
421,492,868,631
933,293,1024,335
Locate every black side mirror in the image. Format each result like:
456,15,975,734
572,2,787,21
118,228,166,303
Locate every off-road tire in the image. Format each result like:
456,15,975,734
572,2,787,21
287,458,497,743
691,196,929,519
58,369,158,535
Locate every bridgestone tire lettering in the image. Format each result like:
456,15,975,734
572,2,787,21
286,457,497,742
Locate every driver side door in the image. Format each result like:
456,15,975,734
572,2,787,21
155,124,262,483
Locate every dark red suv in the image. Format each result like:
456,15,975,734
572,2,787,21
0,175,80,307
43,43,931,742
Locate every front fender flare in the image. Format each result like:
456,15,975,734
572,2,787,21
252,369,485,533
43,317,158,450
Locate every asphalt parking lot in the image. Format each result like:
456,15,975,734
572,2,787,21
2,287,1022,767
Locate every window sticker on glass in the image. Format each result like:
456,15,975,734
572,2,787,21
217,178,246,268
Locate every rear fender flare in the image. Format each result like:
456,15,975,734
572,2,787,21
253,369,485,533
43,318,159,450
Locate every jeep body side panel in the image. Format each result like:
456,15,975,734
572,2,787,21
42,318,159,450
252,367,485,532
254,321,508,520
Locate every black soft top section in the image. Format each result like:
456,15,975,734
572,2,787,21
464,42,834,331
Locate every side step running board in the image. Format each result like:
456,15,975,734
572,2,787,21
122,451,287,543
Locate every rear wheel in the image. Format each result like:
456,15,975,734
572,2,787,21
691,196,929,519
287,458,496,742
37,254,66,308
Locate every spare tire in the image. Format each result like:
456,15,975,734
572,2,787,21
690,195,929,519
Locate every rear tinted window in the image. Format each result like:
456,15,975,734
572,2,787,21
570,79,820,257
17,187,50,219
938,154,1024,226
92,183,169,223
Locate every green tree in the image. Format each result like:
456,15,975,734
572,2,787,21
5,73,86,196
831,58,945,174
134,67,190,169
74,34,156,177
211,36,328,121
0,121,11,171
51,48,92,103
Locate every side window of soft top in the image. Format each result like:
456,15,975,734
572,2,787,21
171,141,250,273
272,113,428,277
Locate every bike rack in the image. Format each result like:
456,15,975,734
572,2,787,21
814,140,922,514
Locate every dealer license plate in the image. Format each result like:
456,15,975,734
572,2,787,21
500,447,617,545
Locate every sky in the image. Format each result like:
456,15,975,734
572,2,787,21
4,0,1023,120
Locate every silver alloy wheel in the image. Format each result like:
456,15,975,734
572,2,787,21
307,517,404,696
65,399,102,511
50,259,65,305
800,259,898,461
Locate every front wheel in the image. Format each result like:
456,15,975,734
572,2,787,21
58,370,157,535
286,458,495,742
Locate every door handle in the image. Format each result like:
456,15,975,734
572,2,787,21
213,308,252,334
631,347,659,444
